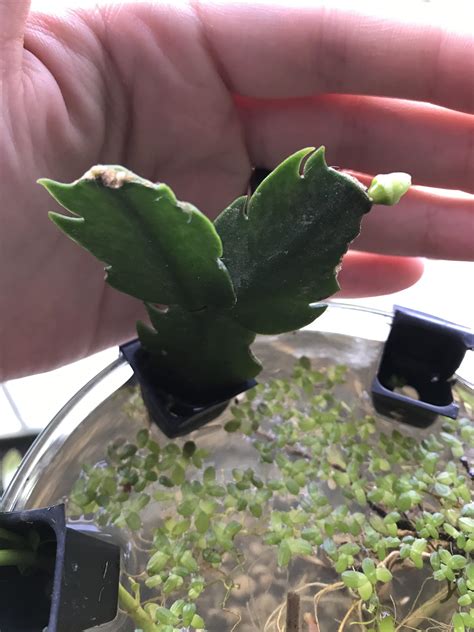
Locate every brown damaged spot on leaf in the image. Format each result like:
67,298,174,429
84,166,153,189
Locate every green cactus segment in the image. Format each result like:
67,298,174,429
215,147,372,334
367,172,411,206
137,304,261,396
41,151,397,395
40,167,235,311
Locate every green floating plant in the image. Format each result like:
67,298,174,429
69,359,474,632
40,148,410,397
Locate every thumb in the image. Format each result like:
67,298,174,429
0,0,31,71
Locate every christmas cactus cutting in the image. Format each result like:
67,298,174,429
39,147,410,434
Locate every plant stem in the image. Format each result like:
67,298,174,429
0,549,37,567
395,584,450,631
0,527,28,547
313,581,345,631
337,600,361,632
118,583,158,632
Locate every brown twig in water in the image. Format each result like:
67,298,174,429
286,592,301,631
303,612,320,631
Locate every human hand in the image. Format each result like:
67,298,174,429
1,0,472,378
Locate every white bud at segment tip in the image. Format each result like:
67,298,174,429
367,173,411,205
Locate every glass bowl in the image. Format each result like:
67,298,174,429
2,304,472,631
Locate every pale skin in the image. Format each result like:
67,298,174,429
0,0,473,379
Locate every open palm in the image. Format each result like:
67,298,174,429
1,0,472,379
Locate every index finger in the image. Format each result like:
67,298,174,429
197,0,474,113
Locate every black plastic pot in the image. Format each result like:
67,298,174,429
120,338,256,438
372,306,474,427
122,304,474,437
0,504,120,632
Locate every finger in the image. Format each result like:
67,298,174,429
200,0,474,113
351,180,474,260
0,0,30,71
337,251,424,298
238,94,474,194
